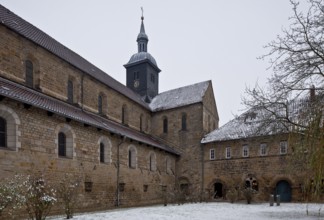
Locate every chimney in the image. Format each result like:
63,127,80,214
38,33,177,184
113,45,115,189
310,85,315,101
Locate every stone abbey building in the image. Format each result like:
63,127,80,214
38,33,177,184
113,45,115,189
0,4,313,215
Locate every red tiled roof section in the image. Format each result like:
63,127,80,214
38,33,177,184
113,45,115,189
0,77,179,156
0,4,149,109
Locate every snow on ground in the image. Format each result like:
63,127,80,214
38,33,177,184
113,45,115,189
50,202,324,220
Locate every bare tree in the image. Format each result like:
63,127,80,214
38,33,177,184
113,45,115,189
244,0,324,201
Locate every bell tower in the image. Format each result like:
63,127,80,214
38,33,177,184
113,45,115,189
124,9,161,103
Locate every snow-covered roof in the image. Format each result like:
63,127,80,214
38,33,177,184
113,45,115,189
201,108,288,143
150,81,210,112
202,94,324,143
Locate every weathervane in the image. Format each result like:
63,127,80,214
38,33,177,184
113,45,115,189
141,7,144,20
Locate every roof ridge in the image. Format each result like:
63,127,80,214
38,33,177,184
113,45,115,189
0,4,149,109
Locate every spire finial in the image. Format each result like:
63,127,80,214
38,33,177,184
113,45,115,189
141,7,144,20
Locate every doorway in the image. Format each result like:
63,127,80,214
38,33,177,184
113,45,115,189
214,182,223,198
275,180,292,202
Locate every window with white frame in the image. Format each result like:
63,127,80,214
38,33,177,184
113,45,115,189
242,145,249,157
210,149,215,160
260,143,267,156
225,147,231,159
280,141,288,155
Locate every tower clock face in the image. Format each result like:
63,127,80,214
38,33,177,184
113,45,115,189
134,80,140,88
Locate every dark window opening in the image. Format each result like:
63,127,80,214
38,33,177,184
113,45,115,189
84,181,93,192
58,132,66,157
122,106,126,124
180,183,189,194
25,60,34,88
181,113,187,130
67,80,73,103
133,71,139,80
119,183,125,192
98,94,103,114
163,118,168,133
151,73,155,83
100,142,105,163
140,115,143,132
143,184,148,192
0,117,6,147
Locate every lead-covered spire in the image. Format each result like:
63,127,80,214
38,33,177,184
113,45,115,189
137,7,148,52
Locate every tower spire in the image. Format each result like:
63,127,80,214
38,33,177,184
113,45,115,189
137,7,148,52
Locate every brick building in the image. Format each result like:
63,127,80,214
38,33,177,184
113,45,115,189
0,4,315,217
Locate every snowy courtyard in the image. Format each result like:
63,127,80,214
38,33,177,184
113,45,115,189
50,202,323,220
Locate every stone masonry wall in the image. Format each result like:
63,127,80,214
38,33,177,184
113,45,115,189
203,135,306,202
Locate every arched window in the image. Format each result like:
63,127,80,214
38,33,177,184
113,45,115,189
55,124,75,158
0,105,21,151
0,117,6,147
67,80,73,103
166,157,172,174
181,113,187,130
98,94,103,114
122,105,128,125
100,142,105,163
163,117,168,133
98,136,112,163
58,132,66,157
149,152,156,171
25,60,34,88
128,145,137,169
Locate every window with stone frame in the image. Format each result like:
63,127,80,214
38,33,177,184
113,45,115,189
99,142,105,163
279,141,288,155
181,113,187,131
98,136,111,163
0,105,21,151
149,152,156,171
210,148,215,160
245,176,259,191
225,147,231,159
122,104,128,125
25,60,34,88
128,145,137,169
165,157,172,174
260,143,267,156
58,132,66,157
98,94,103,115
67,79,74,103
0,117,6,148
242,145,249,157
56,124,74,159
140,114,143,132
163,117,168,133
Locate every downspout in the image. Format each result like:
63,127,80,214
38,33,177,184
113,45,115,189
116,135,126,206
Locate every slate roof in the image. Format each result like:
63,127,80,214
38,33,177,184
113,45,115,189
125,52,158,68
150,81,210,112
0,77,179,156
0,4,149,109
201,108,289,143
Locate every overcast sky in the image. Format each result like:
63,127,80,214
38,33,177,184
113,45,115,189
0,0,309,126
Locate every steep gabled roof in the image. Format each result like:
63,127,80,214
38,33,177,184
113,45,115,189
0,77,179,156
150,81,210,112
0,4,150,109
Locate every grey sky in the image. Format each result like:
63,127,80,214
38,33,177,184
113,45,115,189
0,0,309,126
